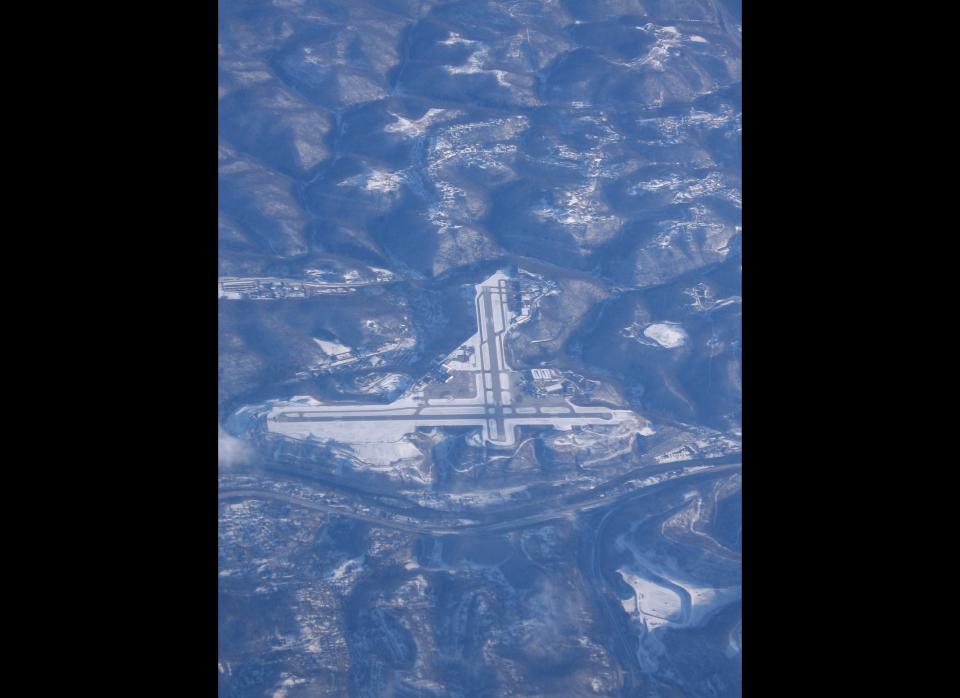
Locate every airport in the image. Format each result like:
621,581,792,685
266,271,635,449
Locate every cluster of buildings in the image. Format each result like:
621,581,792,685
529,368,565,395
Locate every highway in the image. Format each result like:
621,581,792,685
219,460,741,537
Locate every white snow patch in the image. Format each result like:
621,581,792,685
385,108,454,138
617,535,741,634
338,169,404,194
328,555,365,582
726,621,742,657
643,322,688,349
439,32,478,46
218,424,252,469
290,395,322,406
313,338,352,355
271,675,307,698
365,170,404,193
349,440,422,466
634,24,684,71
684,583,741,626
618,569,683,630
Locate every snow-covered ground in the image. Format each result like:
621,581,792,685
385,108,457,138
338,168,405,194
643,322,688,348
616,533,740,633
618,569,683,630
314,338,352,355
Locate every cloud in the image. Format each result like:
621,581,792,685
219,424,252,469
